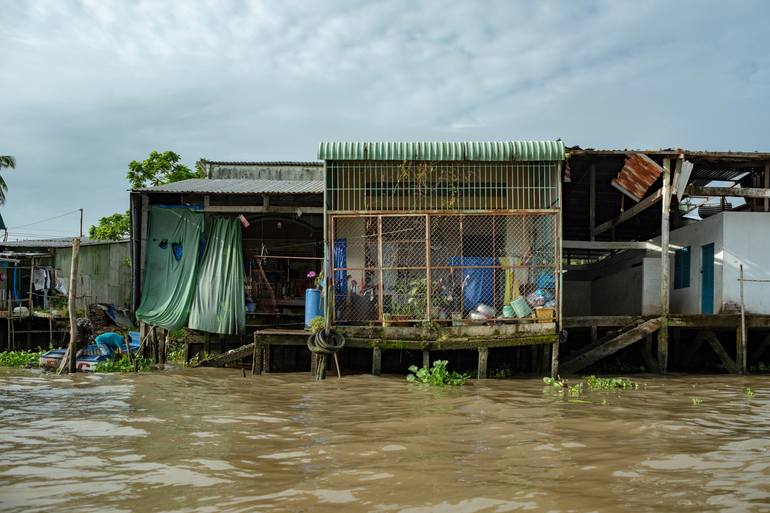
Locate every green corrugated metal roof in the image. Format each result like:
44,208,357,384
317,140,565,162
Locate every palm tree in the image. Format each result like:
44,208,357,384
0,156,15,205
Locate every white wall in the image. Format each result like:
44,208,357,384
722,212,770,314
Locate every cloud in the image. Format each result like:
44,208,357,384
0,0,769,237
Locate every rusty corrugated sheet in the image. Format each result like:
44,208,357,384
611,153,664,202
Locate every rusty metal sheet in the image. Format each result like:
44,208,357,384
611,153,664,202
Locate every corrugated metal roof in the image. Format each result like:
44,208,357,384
317,140,565,162
0,238,128,248
611,153,664,202
138,178,324,195
202,161,322,167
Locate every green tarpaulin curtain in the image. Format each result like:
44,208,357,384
188,216,245,335
136,207,204,330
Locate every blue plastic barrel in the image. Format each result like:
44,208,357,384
304,288,322,328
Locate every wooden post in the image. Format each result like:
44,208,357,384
589,164,596,241
162,331,170,366
658,158,671,373
477,347,488,379
550,340,559,378
371,347,382,376
422,349,430,369
738,264,747,373
67,238,80,374
764,162,769,212
28,259,35,315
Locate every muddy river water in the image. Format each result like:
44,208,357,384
1,368,770,512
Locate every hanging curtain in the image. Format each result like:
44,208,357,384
136,207,204,330
188,216,245,335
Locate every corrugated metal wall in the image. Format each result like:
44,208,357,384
54,242,132,309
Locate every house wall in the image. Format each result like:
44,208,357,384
722,212,770,314
563,280,591,316
647,213,725,315
590,258,644,316
55,242,132,310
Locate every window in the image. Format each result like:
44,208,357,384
674,246,691,289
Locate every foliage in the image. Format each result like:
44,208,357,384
167,343,186,364
744,387,755,399
0,350,41,368
0,155,16,205
89,210,130,240
126,150,205,190
309,316,326,334
94,354,151,373
490,367,513,379
690,396,703,406
392,278,427,318
543,376,566,389
406,360,469,386
583,375,639,390
90,150,204,238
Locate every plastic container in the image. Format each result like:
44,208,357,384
502,305,514,318
511,297,533,318
304,288,322,328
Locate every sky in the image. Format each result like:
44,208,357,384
1,0,769,239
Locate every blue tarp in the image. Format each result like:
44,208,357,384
448,256,496,311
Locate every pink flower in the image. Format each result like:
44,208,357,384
307,271,317,279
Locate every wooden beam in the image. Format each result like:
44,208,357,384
563,240,657,251
561,317,662,374
562,316,645,329
685,185,770,199
592,188,662,237
698,330,740,373
658,158,671,373
204,205,324,214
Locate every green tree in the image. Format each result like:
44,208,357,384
0,155,16,205
88,211,131,240
126,150,204,190
89,151,204,240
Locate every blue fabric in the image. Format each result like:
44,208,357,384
334,239,347,294
448,256,496,310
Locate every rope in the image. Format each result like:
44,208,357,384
307,329,345,380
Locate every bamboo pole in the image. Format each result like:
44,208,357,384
67,238,80,374
657,158,671,373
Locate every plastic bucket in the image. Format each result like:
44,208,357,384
304,288,322,328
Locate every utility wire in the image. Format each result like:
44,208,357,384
7,209,82,230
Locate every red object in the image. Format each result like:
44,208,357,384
238,215,250,228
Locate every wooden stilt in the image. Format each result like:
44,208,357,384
371,347,382,376
658,157,672,374
477,347,489,379
263,344,271,373
422,349,430,369
640,334,658,373
550,341,559,378
736,327,747,374
67,238,80,374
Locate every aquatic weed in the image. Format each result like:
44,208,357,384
583,375,639,391
744,387,755,399
0,350,42,368
691,396,703,406
406,360,469,386
95,355,151,373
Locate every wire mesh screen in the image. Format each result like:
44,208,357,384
327,161,560,212
331,213,558,324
